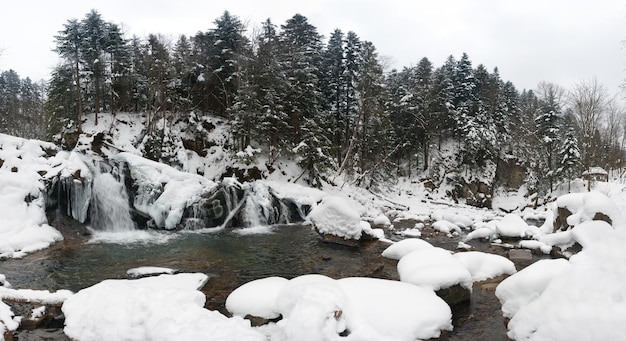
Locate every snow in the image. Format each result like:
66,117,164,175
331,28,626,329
554,191,625,229
432,220,462,235
226,274,452,341
226,277,288,319
464,226,495,241
0,300,17,337
495,213,529,238
62,273,265,341
126,266,176,278
0,134,64,259
0,285,73,306
307,196,371,240
397,247,473,291
452,251,516,282
336,277,452,340
381,238,434,260
112,152,218,229
372,214,391,226
497,216,626,340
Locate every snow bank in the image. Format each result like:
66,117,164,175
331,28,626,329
112,152,218,229
0,134,64,258
497,220,626,340
226,274,452,341
63,273,264,341
381,238,434,260
307,196,372,240
397,247,472,291
452,251,516,282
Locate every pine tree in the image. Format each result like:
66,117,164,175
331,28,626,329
54,18,83,132
556,127,581,191
320,29,345,163
211,11,249,117
254,19,290,164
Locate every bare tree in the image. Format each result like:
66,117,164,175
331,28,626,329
536,81,566,109
569,78,609,169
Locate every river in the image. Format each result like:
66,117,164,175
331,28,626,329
1,215,519,340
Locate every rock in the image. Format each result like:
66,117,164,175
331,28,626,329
553,207,573,232
508,249,532,263
436,284,471,306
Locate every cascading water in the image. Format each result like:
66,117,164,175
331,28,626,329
90,170,136,232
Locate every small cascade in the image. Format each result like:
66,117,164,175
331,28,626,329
90,170,136,232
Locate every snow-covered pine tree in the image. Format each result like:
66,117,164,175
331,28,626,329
255,19,290,165
320,29,346,164
535,82,563,190
278,14,324,145
556,127,581,191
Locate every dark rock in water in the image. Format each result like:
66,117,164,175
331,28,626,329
436,283,471,306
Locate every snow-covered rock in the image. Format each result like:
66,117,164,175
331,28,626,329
226,274,453,341
307,196,377,243
495,213,529,238
553,191,625,231
0,134,64,259
372,214,391,227
63,273,264,341
112,152,218,229
0,300,17,339
397,247,472,291
452,251,516,282
226,277,288,320
381,238,434,260
126,266,176,278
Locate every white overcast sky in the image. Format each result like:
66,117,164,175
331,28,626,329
1,0,625,97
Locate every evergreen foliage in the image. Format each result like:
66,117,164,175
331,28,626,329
0,8,618,192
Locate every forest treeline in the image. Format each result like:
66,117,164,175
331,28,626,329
0,9,624,193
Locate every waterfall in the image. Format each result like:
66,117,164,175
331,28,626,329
90,171,135,232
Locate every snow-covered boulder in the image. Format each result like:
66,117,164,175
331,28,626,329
336,277,452,340
63,273,264,341
453,251,516,282
381,238,434,260
372,214,391,227
307,196,379,245
226,277,288,320
397,247,472,304
496,213,530,238
553,191,624,232
225,274,453,341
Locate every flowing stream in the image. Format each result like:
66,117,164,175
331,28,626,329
1,215,518,340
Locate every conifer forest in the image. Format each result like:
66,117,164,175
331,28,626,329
0,10,623,195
